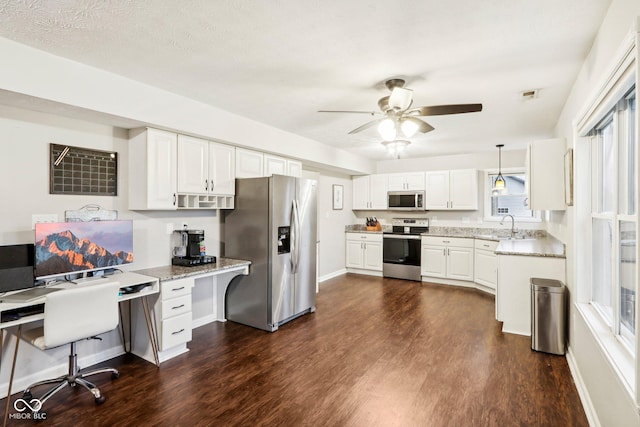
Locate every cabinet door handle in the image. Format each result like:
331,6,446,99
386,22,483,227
173,193,177,206
205,179,208,191
448,248,450,256
483,244,490,248
172,304,185,310
172,286,185,292
443,248,446,256
172,329,185,335
442,240,450,243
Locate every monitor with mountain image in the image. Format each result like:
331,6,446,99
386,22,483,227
34,220,133,280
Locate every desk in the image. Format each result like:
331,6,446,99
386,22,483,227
132,258,250,364
0,272,159,425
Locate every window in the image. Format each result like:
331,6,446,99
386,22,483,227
589,89,637,352
484,170,538,221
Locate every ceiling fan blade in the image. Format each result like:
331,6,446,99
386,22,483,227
408,103,483,116
318,110,379,115
348,118,383,134
399,116,434,136
411,117,435,133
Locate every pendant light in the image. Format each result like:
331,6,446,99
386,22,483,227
493,144,506,195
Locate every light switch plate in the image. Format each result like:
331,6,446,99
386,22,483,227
32,214,58,229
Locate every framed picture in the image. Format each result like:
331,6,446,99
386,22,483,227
332,184,343,210
564,148,573,206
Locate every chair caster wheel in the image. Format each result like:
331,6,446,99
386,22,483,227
111,372,120,380
95,395,106,405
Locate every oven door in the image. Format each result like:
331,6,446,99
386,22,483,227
383,234,421,265
383,234,422,281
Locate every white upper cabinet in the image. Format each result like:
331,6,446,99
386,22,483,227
287,159,303,178
449,169,478,210
264,154,302,177
235,148,264,178
526,138,565,211
352,174,388,210
236,149,301,178
177,135,208,194
425,169,478,210
208,142,236,196
264,154,287,176
177,136,236,196
424,171,450,210
387,172,425,191
129,128,178,210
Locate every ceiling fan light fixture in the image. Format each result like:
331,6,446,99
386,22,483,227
378,118,397,141
400,118,420,137
388,87,413,111
382,140,410,159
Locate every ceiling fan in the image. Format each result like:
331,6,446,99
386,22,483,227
318,79,482,140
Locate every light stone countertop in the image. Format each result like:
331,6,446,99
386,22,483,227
493,236,565,258
344,224,565,258
134,257,251,281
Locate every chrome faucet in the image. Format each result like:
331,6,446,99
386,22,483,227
500,214,517,237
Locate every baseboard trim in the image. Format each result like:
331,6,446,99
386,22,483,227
192,314,218,329
319,269,347,283
566,346,600,427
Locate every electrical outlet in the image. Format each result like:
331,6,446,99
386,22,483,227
32,214,58,229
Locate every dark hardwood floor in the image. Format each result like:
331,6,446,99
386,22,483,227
2,274,588,426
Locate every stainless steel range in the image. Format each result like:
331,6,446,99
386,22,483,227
383,218,429,281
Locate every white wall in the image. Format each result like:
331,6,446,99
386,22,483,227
0,37,375,176
550,1,640,426
316,172,356,281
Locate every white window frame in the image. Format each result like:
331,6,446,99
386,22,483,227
483,167,541,222
575,28,639,400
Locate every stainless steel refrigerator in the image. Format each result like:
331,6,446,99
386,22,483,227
223,175,317,332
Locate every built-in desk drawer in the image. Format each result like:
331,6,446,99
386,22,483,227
160,277,193,300
161,294,191,319
160,312,192,351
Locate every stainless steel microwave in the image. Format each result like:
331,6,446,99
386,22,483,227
387,191,425,210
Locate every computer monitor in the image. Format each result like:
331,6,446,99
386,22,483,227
34,220,133,280
0,244,35,293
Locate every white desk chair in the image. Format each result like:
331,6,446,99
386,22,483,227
18,281,122,410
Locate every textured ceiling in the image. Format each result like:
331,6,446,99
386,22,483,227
0,0,611,160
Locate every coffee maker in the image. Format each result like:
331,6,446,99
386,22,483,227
172,229,215,266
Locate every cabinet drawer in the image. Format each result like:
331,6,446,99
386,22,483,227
160,277,193,301
161,294,192,319
474,239,499,251
421,236,473,247
346,232,383,243
160,312,192,351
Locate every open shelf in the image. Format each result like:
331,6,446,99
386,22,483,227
177,194,234,210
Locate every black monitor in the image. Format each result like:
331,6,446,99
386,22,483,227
0,244,35,293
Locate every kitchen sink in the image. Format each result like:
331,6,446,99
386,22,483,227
475,234,536,241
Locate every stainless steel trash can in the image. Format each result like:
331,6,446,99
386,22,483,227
531,278,566,355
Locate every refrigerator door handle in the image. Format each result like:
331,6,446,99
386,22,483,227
291,199,301,273
290,199,298,273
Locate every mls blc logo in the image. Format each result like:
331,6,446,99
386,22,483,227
10,398,46,420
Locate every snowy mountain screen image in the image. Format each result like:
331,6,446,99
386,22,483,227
35,220,133,279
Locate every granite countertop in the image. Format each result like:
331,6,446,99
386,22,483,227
493,236,565,258
344,224,565,258
134,257,251,281
344,224,389,234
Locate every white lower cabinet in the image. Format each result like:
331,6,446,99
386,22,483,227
421,236,474,281
345,233,383,272
157,277,193,352
473,239,498,291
